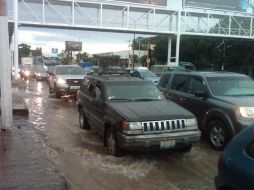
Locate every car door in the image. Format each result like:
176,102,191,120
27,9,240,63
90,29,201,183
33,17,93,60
167,74,212,125
183,76,211,124
86,80,105,135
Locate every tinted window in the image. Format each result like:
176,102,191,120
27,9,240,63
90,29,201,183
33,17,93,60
188,77,206,95
246,140,254,159
158,74,171,89
171,75,190,93
106,82,165,101
141,70,157,78
207,76,254,96
56,67,84,75
80,77,90,92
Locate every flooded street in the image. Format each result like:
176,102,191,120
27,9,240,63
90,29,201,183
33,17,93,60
17,79,220,190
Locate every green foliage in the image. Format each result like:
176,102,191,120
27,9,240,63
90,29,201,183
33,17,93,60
153,37,168,64
151,35,254,76
18,43,31,64
31,47,42,57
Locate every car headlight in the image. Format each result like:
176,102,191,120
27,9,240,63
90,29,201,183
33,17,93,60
57,78,66,84
24,70,30,76
239,107,254,118
185,118,198,129
121,121,142,134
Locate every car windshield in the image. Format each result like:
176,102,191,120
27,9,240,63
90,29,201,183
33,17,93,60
107,82,165,101
56,67,84,75
207,76,254,96
141,71,157,78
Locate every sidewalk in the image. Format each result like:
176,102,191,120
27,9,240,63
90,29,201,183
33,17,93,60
0,120,69,190
0,80,68,190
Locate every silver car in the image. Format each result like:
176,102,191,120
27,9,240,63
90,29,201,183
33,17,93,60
48,65,86,99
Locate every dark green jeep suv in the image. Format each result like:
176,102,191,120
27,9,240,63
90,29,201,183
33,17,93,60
158,71,254,150
77,74,201,156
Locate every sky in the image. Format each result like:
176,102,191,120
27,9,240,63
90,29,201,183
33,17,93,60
18,27,142,55
13,0,182,56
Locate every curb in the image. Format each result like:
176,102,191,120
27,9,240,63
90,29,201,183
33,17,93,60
0,108,29,117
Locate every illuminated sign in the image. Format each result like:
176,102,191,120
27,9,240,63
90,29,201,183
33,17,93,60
184,0,254,13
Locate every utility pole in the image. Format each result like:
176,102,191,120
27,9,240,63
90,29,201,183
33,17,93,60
132,33,135,71
0,0,13,130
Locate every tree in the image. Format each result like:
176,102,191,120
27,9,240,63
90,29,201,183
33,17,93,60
153,37,168,64
18,43,31,64
31,47,42,56
76,52,89,62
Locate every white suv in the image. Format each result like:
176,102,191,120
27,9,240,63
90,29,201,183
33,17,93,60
48,65,86,99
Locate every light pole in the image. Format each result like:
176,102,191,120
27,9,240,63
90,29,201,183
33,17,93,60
132,33,135,71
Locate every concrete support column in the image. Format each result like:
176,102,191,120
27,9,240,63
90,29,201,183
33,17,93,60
14,0,19,79
167,36,172,65
0,0,13,130
175,33,181,66
175,10,181,66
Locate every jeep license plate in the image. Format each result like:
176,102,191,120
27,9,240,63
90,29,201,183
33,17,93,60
70,86,80,90
160,140,175,149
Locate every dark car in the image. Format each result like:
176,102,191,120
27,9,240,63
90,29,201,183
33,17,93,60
158,71,254,150
34,67,48,81
77,74,201,156
131,69,160,85
215,125,254,190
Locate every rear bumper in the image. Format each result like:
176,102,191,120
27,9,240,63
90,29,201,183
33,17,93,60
117,130,201,151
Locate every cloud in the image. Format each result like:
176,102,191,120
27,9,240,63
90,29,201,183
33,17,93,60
18,27,153,55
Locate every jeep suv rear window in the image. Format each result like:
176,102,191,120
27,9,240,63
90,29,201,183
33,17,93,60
106,82,165,101
207,76,254,96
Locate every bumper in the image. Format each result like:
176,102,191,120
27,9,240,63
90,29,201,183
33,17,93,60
36,76,48,80
117,130,201,150
56,86,80,96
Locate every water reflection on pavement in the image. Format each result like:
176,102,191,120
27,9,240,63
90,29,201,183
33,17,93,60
17,79,219,190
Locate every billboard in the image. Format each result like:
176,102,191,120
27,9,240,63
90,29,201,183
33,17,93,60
65,41,82,51
119,0,167,6
184,0,254,13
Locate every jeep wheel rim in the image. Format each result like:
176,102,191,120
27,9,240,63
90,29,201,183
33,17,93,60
210,126,224,147
108,133,116,155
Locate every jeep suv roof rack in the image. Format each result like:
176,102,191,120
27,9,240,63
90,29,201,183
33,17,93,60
98,69,130,76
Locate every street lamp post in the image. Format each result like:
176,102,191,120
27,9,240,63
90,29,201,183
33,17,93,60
132,33,135,71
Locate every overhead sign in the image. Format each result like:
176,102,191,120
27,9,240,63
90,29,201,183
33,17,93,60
65,41,82,51
184,0,254,13
117,0,167,6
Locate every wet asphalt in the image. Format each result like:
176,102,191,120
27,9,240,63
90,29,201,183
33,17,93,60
9,79,220,190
